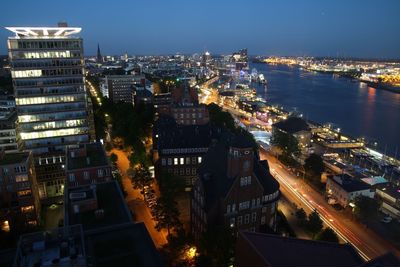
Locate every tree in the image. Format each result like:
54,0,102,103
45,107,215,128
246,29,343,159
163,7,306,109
153,196,182,236
207,103,236,131
353,196,379,221
271,129,300,163
109,153,118,165
295,208,307,225
315,228,339,243
304,153,324,179
306,210,323,236
130,165,152,193
198,225,235,267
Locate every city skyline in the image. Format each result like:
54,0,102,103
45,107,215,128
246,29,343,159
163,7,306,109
1,0,400,59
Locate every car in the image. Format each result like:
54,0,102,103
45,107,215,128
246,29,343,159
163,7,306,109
381,216,392,223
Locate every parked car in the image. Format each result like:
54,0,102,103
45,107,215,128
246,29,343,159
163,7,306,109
381,216,392,223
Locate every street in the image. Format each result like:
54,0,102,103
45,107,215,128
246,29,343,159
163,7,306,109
110,148,168,248
260,149,400,260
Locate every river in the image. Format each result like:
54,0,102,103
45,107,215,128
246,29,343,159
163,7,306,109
251,62,400,157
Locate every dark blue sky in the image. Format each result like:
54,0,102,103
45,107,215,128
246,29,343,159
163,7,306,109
1,0,399,58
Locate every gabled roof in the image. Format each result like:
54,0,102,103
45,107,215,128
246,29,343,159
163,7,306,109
273,116,310,134
238,231,363,267
360,252,400,267
197,133,279,212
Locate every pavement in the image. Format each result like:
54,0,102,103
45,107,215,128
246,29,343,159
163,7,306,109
110,148,168,248
260,149,400,261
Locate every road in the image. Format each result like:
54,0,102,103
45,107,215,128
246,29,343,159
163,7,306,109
260,149,400,260
110,148,168,248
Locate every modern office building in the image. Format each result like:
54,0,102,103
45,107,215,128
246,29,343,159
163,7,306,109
100,75,144,103
6,24,93,202
0,94,19,152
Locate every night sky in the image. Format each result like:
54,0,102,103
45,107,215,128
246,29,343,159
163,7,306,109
1,0,399,58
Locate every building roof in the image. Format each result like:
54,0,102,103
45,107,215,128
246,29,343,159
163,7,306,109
329,174,371,193
66,142,109,171
6,26,81,37
0,151,30,166
65,181,132,231
85,222,163,267
360,252,400,267
238,231,363,267
198,133,279,212
273,116,310,134
154,115,224,150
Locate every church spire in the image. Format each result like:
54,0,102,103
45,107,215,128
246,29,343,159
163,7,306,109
97,43,103,63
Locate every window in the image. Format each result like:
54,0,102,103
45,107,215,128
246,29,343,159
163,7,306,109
192,168,196,175
18,190,31,197
174,158,178,165
84,171,90,180
257,198,260,206
186,157,191,164
97,169,104,178
161,158,166,166
237,216,243,226
180,168,184,175
186,168,190,175
240,176,252,186
244,214,250,224
232,203,236,212
252,199,255,207
261,216,266,224
239,201,250,211
198,157,202,164
168,158,172,165
180,158,185,165
68,173,75,182
192,157,196,164
21,205,34,213
252,212,257,222
227,205,231,214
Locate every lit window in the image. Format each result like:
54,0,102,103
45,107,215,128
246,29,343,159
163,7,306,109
174,158,178,165
180,158,185,165
68,173,75,182
198,157,202,164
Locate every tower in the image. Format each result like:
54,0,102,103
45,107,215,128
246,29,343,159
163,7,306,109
97,43,103,63
6,24,91,201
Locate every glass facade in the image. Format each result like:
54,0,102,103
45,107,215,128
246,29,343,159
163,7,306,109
8,32,90,154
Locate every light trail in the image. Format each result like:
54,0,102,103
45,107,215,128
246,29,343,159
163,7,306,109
271,168,370,261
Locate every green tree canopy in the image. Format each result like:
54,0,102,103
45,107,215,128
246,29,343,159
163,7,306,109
353,195,379,221
130,165,152,192
153,196,182,235
207,103,236,131
109,153,118,164
271,129,300,161
306,210,323,235
315,227,339,243
304,153,325,177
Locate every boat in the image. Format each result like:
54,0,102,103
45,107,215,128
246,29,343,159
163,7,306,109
258,73,267,84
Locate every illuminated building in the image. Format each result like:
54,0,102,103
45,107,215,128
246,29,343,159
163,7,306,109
0,151,40,233
0,94,19,152
6,23,93,201
100,75,144,103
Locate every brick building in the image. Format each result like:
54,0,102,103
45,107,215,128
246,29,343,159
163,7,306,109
191,134,280,242
65,142,112,188
0,151,40,233
153,115,224,186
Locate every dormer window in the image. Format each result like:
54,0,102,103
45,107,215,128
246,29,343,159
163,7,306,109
240,176,251,186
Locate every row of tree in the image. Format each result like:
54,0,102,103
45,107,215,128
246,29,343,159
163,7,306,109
295,208,339,243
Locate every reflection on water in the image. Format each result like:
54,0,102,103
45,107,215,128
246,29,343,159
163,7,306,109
252,62,400,156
